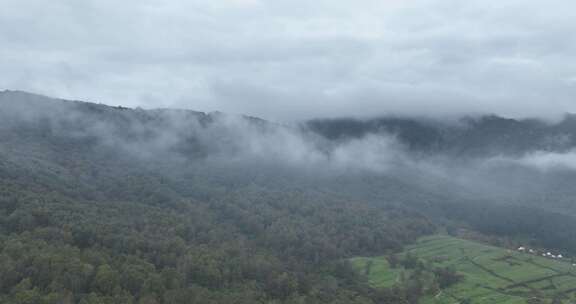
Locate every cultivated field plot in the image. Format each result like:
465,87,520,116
352,235,576,303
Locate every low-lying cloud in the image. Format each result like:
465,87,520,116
0,92,408,175
490,151,576,172
6,91,576,211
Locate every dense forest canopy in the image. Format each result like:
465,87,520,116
2,90,576,303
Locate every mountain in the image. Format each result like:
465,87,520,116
0,91,437,303
1,90,576,303
306,114,576,157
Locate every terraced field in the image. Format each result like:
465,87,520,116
351,235,576,303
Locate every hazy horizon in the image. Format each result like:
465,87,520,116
3,0,576,121
3,89,574,125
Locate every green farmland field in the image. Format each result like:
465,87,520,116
351,235,576,303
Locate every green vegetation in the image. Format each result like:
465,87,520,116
353,235,576,303
5,92,576,303
0,97,437,303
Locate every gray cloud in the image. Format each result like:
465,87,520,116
488,151,576,172
0,91,409,175
2,0,576,121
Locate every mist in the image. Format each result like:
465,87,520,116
0,91,408,174
5,1,576,302
4,90,576,214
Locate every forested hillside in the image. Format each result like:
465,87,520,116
307,115,576,157
2,90,576,303
0,91,437,303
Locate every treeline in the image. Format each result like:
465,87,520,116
438,200,576,253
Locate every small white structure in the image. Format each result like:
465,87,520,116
558,254,564,259
518,246,526,251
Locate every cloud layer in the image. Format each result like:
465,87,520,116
2,0,576,121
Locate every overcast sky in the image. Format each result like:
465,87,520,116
2,0,576,121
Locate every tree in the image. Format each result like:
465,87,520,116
433,267,463,289
92,265,121,295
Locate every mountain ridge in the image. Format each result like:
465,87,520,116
3,90,576,303
4,90,576,159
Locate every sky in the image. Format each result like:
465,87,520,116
2,0,576,121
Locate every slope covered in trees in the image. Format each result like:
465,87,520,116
2,90,576,303
0,91,436,303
